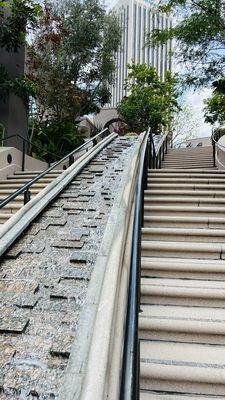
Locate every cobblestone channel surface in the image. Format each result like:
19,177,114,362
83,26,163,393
0,137,137,399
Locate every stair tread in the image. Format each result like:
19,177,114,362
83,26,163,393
140,340,225,369
140,392,219,400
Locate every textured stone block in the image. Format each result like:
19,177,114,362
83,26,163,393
51,240,84,249
0,317,29,334
50,333,75,358
0,342,15,367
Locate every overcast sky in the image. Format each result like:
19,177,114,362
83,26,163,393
182,89,212,138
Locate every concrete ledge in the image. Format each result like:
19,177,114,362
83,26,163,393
0,132,117,257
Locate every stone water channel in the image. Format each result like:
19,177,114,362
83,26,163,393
0,137,137,399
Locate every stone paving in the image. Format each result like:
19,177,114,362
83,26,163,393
0,137,137,399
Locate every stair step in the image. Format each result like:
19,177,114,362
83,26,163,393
161,166,215,170
144,205,225,217
163,157,213,162
7,173,61,179
145,189,225,198
13,170,62,175
147,183,225,190
142,227,225,243
0,203,22,213
140,392,218,400
0,189,40,195
0,178,54,184
141,241,223,259
140,304,225,344
0,183,47,189
162,159,214,163
0,213,14,223
144,216,225,229
141,257,225,280
148,178,225,184
141,276,225,306
139,316,225,345
149,169,221,174
167,148,213,151
144,196,225,206
147,172,225,179
140,340,225,395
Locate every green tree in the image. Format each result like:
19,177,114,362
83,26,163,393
0,0,41,101
117,63,180,133
204,79,225,124
148,0,225,87
27,0,121,122
28,119,85,162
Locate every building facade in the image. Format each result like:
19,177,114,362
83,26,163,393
108,0,173,108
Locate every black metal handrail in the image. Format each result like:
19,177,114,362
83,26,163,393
0,128,110,208
149,130,168,169
2,133,61,159
120,128,169,400
2,134,64,171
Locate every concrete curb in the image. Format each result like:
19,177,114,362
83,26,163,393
0,133,117,257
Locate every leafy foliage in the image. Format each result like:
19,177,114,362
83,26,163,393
27,0,121,122
148,0,225,87
0,0,41,101
117,64,180,132
204,78,225,124
28,119,85,162
0,0,41,51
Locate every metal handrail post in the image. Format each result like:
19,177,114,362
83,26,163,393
22,139,26,172
213,140,216,167
24,189,31,205
149,138,152,169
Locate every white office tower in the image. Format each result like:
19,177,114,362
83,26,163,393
109,0,173,108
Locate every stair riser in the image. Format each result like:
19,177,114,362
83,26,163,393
162,161,214,164
139,327,225,345
141,294,225,308
7,174,60,180
141,269,225,281
148,179,225,184
0,184,47,189
141,248,221,260
149,169,221,173
144,217,207,229
148,175,225,180
146,190,225,198
0,206,23,214
140,371,225,396
144,199,225,206
145,200,200,207
142,232,225,243
0,217,11,223
162,166,215,170
144,220,225,229
145,210,225,218
0,179,53,184
162,158,213,163
147,184,225,190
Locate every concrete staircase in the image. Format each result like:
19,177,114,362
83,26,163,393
140,145,225,398
0,170,61,224
161,146,215,169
